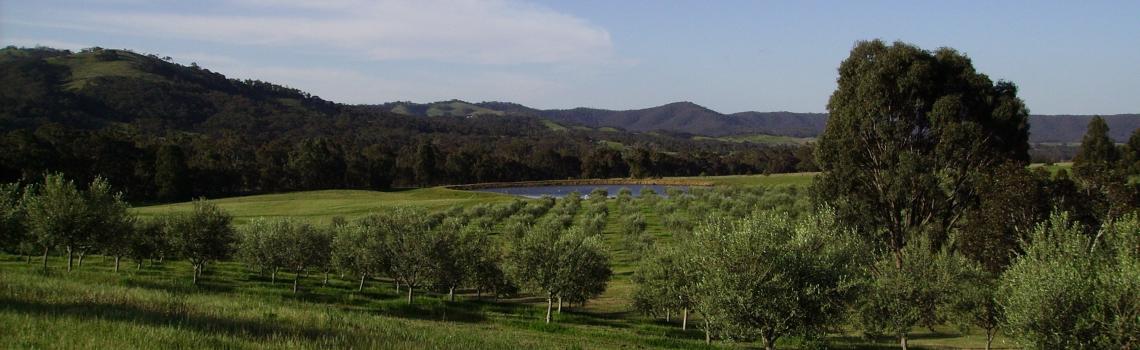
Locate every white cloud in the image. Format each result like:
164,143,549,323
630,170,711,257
74,0,614,65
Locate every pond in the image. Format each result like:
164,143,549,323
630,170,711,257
471,184,685,199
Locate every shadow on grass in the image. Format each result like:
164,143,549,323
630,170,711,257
0,296,342,342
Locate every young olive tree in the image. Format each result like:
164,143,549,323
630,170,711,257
86,178,133,272
282,222,331,293
23,174,87,272
127,218,167,270
428,218,469,302
373,208,434,304
167,199,235,285
509,225,612,323
999,212,1139,350
331,221,388,291
237,219,288,283
691,211,864,350
632,244,698,330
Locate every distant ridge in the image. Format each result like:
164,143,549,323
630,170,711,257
384,101,1139,143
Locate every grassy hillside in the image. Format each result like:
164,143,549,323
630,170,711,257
133,188,514,225
693,134,815,145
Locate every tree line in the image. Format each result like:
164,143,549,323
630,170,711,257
0,46,816,203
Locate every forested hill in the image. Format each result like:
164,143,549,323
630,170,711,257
386,101,1140,143
0,46,816,202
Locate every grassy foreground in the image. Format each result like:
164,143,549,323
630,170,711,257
68,173,1029,349
0,254,1012,349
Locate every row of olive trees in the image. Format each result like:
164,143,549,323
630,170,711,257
0,174,236,284
634,209,1138,350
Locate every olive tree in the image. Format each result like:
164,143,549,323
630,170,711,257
632,244,698,330
167,199,235,285
281,222,331,293
509,225,611,323
331,221,388,291
373,208,434,304
691,211,864,350
814,40,1030,350
237,219,288,283
23,174,88,271
999,212,1139,349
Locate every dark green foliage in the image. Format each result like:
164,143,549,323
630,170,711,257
815,39,1031,255
0,182,26,253
1073,116,1119,179
154,144,189,202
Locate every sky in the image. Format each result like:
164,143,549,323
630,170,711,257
2,0,1138,114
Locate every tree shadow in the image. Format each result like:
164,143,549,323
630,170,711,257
0,296,341,342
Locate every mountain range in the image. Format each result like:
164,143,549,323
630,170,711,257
380,101,1140,143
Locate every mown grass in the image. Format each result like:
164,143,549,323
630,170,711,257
693,134,815,145
133,188,514,225
0,254,730,350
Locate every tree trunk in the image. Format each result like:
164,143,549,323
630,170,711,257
138,260,143,270
704,319,711,344
557,296,562,313
66,247,74,272
323,271,329,286
114,256,121,272
448,286,455,302
666,309,670,322
192,265,199,285
358,274,366,291
900,333,908,350
682,308,688,330
395,280,400,292
761,333,775,350
42,246,49,271
985,328,995,350
77,251,84,268
406,285,414,304
25,254,31,264
271,268,277,284
545,295,553,324
293,273,300,294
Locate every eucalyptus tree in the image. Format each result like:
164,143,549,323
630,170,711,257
813,40,1030,349
167,199,235,285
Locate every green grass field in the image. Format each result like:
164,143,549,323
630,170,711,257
17,173,1040,349
133,188,515,225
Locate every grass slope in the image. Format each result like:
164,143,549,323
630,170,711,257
133,188,513,225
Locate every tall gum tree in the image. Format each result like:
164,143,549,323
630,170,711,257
813,39,1030,349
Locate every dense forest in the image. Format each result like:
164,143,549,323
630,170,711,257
0,46,816,202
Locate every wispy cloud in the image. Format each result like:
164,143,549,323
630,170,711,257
72,0,615,65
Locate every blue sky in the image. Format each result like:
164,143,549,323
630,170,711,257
2,0,1138,114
